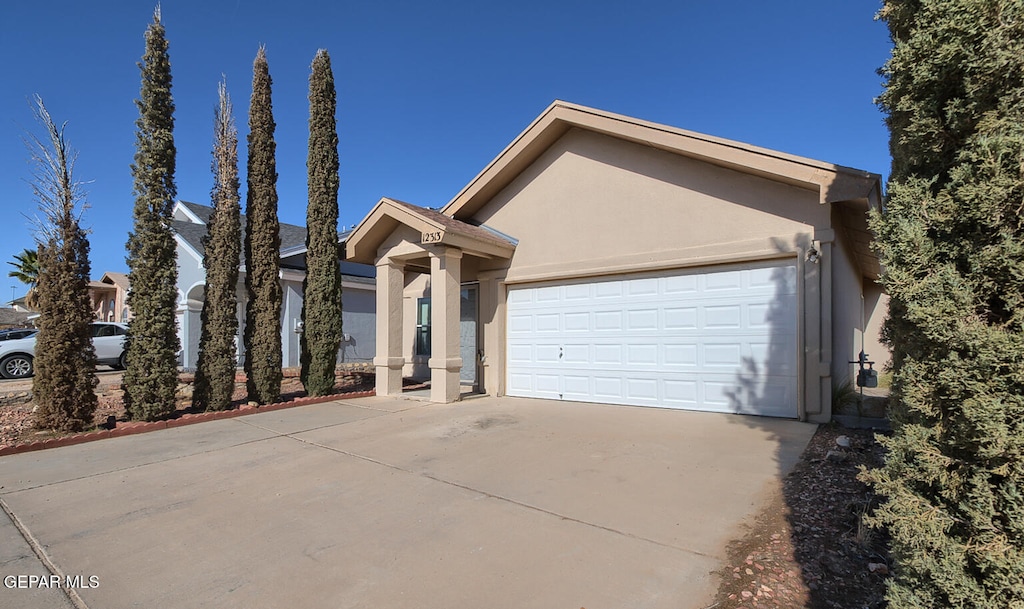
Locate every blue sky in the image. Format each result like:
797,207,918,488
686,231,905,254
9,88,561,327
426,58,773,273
0,1,892,302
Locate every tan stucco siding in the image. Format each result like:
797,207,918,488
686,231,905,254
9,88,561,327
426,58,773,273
863,284,890,370
402,273,430,379
830,225,864,387
472,129,827,282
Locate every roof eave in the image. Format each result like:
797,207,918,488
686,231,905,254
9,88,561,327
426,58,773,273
441,101,883,219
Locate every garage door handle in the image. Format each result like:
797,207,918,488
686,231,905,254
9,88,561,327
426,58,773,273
559,346,563,359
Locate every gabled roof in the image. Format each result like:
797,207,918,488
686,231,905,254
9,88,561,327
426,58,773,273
100,272,129,290
442,101,882,220
171,201,309,266
348,102,883,278
178,201,213,224
0,307,32,327
346,198,516,264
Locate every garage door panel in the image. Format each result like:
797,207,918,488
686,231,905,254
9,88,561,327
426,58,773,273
627,277,659,296
595,281,624,298
535,313,560,332
663,379,699,406
508,372,534,393
665,307,698,329
703,269,743,292
508,313,533,334
627,309,659,330
508,344,534,364
535,345,561,363
703,343,743,367
626,344,658,366
564,284,591,300
627,378,658,401
664,344,698,367
535,374,560,394
665,274,699,294
562,344,590,364
748,265,797,295
594,311,624,331
506,261,798,417
593,344,624,365
704,305,742,329
562,375,591,397
593,376,624,399
564,312,590,331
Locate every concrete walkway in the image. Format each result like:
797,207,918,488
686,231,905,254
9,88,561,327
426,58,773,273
0,396,816,609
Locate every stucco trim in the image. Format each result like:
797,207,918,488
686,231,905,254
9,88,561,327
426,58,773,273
173,200,207,225
501,233,811,286
174,233,204,269
441,101,882,222
348,197,515,264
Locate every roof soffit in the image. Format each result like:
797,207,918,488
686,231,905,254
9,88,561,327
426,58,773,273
441,101,882,219
346,198,515,264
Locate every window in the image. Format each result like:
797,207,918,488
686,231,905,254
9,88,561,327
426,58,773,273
415,298,431,356
92,324,115,338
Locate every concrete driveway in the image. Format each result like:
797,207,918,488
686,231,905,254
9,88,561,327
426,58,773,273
0,395,815,609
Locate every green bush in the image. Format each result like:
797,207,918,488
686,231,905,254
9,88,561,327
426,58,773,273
863,1,1024,606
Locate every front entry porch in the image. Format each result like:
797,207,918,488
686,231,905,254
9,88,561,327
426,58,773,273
347,198,515,403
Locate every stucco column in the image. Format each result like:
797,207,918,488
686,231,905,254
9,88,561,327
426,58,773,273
477,269,508,397
429,248,463,403
373,259,405,396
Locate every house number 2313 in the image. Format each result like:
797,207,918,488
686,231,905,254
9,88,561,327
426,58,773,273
421,231,443,243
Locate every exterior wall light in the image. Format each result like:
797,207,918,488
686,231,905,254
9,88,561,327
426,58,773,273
805,245,820,264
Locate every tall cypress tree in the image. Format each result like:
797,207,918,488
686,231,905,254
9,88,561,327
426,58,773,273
864,1,1024,606
124,6,180,421
26,97,98,433
300,49,342,396
243,46,283,404
193,80,241,412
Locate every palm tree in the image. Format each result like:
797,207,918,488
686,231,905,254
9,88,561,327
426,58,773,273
7,248,40,309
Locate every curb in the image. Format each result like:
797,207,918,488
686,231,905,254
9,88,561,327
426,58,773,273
0,390,375,457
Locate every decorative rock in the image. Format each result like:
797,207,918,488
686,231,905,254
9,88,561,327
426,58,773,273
868,562,889,575
835,435,851,448
826,449,848,463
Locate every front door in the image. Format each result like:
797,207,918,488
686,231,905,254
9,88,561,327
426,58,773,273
460,285,479,390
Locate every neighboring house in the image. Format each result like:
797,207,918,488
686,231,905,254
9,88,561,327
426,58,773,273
7,296,32,314
88,272,132,322
347,101,887,423
0,307,32,329
172,201,376,370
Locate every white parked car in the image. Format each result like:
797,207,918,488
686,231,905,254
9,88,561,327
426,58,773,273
0,322,128,379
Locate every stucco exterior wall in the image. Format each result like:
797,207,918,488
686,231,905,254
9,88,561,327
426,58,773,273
281,278,303,368
830,220,864,387
357,112,885,421
402,273,430,379
176,242,206,300
340,285,376,363
863,284,890,370
176,240,207,370
473,129,827,282
463,129,847,419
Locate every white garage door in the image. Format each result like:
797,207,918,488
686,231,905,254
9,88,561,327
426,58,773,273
506,261,798,417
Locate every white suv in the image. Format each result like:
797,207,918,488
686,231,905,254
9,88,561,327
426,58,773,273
0,322,129,379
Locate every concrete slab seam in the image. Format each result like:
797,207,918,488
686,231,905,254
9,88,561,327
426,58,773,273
328,399,431,414
232,414,385,436
289,434,717,560
0,496,89,609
